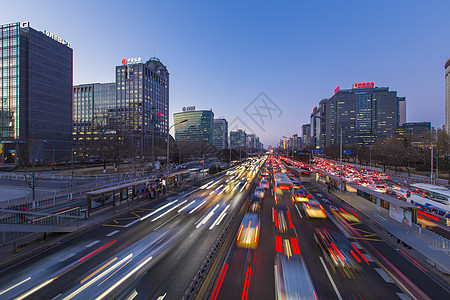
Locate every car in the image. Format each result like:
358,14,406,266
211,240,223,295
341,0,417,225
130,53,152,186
293,189,311,202
260,179,269,189
369,184,387,193
249,200,262,213
237,212,260,249
274,255,316,300
314,227,359,277
254,186,265,198
274,208,291,233
302,200,327,218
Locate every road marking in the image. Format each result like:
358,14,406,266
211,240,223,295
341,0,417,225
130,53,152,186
352,242,362,249
85,240,101,248
154,214,178,231
362,253,374,262
319,256,343,300
106,230,119,237
373,212,387,221
102,224,125,228
125,290,138,300
396,292,409,300
374,268,395,283
156,293,167,300
50,293,62,300
58,253,76,262
294,204,303,218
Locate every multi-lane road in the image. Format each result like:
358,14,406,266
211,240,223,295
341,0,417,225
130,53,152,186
0,156,448,299
0,158,263,299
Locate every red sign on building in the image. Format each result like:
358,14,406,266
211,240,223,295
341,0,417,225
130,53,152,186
121,58,127,65
352,82,374,89
334,86,340,94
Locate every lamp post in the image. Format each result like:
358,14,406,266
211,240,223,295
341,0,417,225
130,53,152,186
167,119,188,191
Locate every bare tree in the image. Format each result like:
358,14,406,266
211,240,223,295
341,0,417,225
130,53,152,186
18,138,50,209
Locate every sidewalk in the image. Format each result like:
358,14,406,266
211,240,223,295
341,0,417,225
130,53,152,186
325,186,450,276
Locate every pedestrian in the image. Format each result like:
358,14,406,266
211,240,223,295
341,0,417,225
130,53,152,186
162,185,166,194
157,186,161,197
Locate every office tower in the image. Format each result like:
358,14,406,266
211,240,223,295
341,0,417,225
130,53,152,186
0,22,72,163
173,108,214,144
212,118,228,149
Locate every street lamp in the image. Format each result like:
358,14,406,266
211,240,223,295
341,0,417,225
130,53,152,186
167,119,188,191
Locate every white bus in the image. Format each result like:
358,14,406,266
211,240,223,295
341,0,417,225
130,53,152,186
408,183,450,217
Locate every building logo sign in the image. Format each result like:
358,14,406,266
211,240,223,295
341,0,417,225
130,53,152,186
334,86,340,94
352,82,374,89
123,57,142,65
20,22,29,28
44,30,70,47
182,106,195,112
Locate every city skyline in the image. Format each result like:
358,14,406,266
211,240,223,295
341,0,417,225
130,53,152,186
2,1,450,146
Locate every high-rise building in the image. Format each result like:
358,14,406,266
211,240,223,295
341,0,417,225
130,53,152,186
73,82,116,157
398,97,406,126
310,99,328,149
301,124,311,148
230,129,246,148
445,59,450,134
324,83,403,146
0,22,73,163
174,108,214,144
115,57,169,152
212,118,228,149
73,57,169,157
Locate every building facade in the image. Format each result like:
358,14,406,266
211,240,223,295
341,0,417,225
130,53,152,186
445,59,450,134
301,124,311,148
115,57,169,152
0,22,73,163
230,129,247,148
212,118,228,149
73,57,169,158
324,84,403,147
310,99,328,149
73,82,116,157
174,109,214,144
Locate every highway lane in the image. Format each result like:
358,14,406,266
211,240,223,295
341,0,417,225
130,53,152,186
0,158,264,299
211,157,419,300
302,179,450,300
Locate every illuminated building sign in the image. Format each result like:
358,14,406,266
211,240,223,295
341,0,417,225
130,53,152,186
352,82,374,89
312,106,317,111
123,57,142,65
43,30,70,47
20,22,29,28
334,86,340,94
182,106,196,112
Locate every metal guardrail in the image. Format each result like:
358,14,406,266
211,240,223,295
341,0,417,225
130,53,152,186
0,207,85,234
411,223,450,254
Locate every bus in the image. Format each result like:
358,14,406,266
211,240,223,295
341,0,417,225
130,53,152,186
274,173,293,195
408,183,450,217
237,212,260,249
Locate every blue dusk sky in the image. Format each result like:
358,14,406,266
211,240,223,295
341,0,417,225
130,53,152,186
2,0,450,146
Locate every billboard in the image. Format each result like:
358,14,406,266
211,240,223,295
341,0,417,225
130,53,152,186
389,204,412,227
343,150,353,155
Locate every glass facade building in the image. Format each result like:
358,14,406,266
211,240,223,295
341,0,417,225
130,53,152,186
73,57,169,157
174,110,214,144
323,86,403,146
115,57,169,152
0,22,72,163
230,130,247,148
73,82,116,157
212,118,228,149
